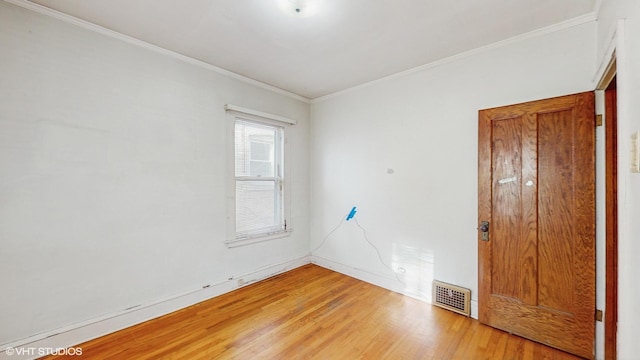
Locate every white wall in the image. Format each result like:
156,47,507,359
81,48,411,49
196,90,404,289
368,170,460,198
595,1,640,359
310,16,596,335
2,0,635,357
0,1,310,348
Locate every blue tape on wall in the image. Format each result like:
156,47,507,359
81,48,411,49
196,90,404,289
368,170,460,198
346,206,357,221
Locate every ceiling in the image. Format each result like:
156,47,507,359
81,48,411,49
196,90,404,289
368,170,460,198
27,0,597,99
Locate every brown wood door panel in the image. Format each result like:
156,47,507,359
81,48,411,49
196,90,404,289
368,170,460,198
478,92,595,359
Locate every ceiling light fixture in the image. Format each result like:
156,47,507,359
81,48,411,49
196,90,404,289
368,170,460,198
278,0,320,18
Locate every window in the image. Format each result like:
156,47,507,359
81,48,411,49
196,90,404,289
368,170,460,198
225,105,294,246
235,119,284,237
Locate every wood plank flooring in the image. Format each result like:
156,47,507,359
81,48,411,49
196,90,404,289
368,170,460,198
42,264,582,359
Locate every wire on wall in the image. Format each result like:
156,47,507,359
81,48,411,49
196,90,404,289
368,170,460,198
312,209,404,284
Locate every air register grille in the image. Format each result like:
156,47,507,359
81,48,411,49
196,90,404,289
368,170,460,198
432,280,471,317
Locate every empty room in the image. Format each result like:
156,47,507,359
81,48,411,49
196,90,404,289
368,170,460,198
1,0,639,359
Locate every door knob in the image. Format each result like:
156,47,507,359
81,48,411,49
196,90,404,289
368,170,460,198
478,221,489,241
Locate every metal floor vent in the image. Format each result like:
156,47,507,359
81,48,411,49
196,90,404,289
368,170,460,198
432,280,471,317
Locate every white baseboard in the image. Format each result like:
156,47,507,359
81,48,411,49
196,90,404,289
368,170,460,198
310,255,417,299
0,255,310,360
471,300,478,320
311,255,479,320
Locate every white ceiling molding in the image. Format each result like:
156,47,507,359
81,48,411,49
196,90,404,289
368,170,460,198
312,12,597,103
2,0,311,103
6,0,597,100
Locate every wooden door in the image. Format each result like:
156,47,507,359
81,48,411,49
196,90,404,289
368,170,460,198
478,92,595,359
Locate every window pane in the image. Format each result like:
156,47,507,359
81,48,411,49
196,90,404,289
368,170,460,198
250,142,271,161
235,121,276,177
236,180,281,234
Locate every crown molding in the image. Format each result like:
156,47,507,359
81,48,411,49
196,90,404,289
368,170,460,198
3,0,596,104
313,12,597,103
3,0,311,104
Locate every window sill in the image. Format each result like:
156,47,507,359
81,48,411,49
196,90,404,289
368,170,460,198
225,229,293,248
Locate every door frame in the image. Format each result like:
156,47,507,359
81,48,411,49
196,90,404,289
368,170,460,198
597,57,618,360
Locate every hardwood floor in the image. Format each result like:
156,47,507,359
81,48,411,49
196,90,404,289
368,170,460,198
42,264,582,359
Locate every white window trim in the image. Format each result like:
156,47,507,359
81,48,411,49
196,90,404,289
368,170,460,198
225,105,294,248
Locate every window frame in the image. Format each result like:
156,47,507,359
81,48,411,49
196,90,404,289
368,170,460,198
225,105,294,247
